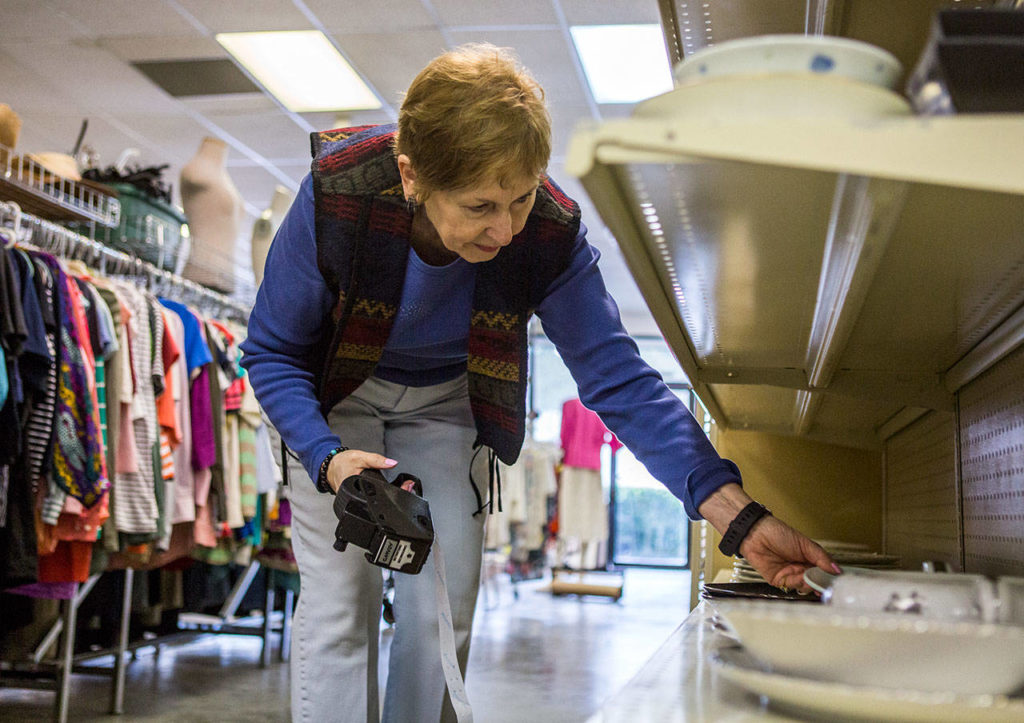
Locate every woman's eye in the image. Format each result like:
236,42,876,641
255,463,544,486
467,204,489,213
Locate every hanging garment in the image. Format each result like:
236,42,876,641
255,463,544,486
163,311,196,525
91,280,127,505
0,246,28,466
109,282,159,534
560,398,622,471
557,466,609,543
37,254,107,508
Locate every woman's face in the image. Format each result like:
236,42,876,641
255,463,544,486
423,176,539,263
398,154,539,264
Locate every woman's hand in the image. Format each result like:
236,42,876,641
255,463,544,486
325,449,397,493
698,482,839,594
739,515,839,592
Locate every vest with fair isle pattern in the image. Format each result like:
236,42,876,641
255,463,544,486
311,124,581,464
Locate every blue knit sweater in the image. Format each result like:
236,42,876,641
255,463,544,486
240,174,742,519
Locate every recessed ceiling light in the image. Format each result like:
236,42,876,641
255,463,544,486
216,30,381,112
570,25,674,104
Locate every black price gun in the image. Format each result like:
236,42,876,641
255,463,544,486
332,468,434,574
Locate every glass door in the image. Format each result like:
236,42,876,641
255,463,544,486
608,385,692,568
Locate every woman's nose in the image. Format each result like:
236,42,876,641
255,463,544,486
487,212,514,245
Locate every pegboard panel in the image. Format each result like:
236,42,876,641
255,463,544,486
959,343,1024,576
884,410,960,571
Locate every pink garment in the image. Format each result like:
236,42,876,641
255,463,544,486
559,398,621,471
190,366,216,471
192,468,217,548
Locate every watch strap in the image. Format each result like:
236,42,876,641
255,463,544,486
717,501,771,557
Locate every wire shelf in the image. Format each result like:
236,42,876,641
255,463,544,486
0,144,120,228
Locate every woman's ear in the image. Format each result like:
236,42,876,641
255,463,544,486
397,154,417,201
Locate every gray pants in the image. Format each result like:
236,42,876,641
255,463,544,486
287,375,486,723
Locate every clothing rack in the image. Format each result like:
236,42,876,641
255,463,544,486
1,565,292,723
1,200,292,721
0,200,251,323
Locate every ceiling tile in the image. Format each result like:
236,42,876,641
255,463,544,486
333,30,449,108
2,40,185,116
553,103,597,145
180,94,280,117
558,0,662,26
275,161,312,185
0,49,76,118
98,36,227,63
448,29,590,106
108,113,216,166
55,0,201,37
303,0,436,33
225,165,290,211
432,0,558,27
0,0,92,40
173,0,313,33
211,111,310,163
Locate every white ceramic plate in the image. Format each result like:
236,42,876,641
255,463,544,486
711,646,1024,723
674,34,902,89
829,551,902,566
715,601,1024,695
813,539,873,553
803,566,836,595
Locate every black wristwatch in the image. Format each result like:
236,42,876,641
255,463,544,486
717,501,771,557
316,446,348,494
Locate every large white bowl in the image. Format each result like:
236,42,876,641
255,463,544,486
711,646,1024,723
674,34,903,89
825,569,998,622
716,601,1024,696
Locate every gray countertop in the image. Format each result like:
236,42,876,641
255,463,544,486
587,600,798,722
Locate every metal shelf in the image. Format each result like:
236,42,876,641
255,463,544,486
655,0,1003,89
567,78,1024,449
1,145,120,228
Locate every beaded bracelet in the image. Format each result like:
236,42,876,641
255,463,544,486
316,446,348,494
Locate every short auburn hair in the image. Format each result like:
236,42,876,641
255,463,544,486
395,43,551,199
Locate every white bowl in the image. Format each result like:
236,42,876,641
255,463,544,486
828,569,997,622
674,34,903,89
716,601,1024,695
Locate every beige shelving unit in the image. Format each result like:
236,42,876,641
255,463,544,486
569,0,1024,585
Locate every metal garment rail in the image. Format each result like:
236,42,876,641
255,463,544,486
0,564,293,722
0,200,252,322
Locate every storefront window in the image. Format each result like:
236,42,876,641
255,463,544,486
528,333,696,568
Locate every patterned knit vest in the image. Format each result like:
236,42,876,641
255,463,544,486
311,124,581,465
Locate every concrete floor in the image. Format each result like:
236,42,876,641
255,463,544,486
0,567,691,722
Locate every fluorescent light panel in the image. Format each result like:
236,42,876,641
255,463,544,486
570,24,673,104
216,31,381,112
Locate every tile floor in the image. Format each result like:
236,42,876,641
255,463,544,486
0,567,691,722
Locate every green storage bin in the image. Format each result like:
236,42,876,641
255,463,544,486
102,182,187,272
